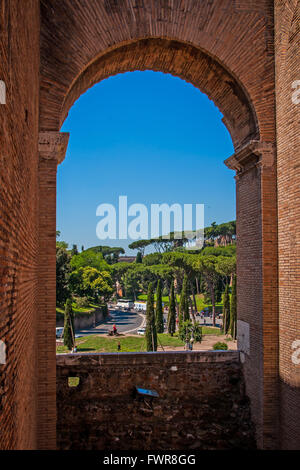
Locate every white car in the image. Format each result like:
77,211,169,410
137,328,146,335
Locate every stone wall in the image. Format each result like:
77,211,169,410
57,352,256,450
56,307,107,331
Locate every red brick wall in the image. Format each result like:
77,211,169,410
57,352,256,450
275,0,300,450
0,0,40,450
0,0,299,450
38,0,278,449
225,139,279,449
236,165,264,442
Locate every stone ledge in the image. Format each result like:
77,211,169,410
224,140,276,176
57,350,240,367
39,131,70,164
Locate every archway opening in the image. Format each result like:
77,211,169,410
55,70,238,355
36,6,279,450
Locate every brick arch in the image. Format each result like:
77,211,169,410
40,0,276,147
55,38,259,152
36,0,279,452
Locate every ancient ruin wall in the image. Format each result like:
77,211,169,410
0,0,40,450
41,0,278,449
57,352,256,450
275,0,300,450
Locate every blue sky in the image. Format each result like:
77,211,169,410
58,71,235,254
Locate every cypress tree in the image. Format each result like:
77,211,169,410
63,299,74,350
230,275,237,339
168,282,176,336
155,279,164,334
71,244,79,257
180,275,189,325
145,283,157,352
222,284,230,334
215,277,223,303
136,251,143,264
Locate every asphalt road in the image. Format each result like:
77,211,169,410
75,309,222,338
76,309,145,336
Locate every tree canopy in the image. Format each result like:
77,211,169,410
70,250,111,272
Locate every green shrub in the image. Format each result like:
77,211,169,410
75,297,90,308
213,342,228,351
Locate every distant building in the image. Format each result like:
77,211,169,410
118,256,136,263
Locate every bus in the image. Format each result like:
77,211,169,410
116,299,134,310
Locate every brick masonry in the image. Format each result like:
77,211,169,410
275,0,300,450
0,0,40,450
56,352,256,450
0,0,299,450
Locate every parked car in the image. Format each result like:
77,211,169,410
56,327,64,339
137,328,146,336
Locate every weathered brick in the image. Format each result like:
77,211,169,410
0,0,299,451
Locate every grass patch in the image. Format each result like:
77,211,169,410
56,327,223,354
137,294,181,306
56,302,104,317
201,326,222,335
158,333,184,348
57,333,185,354
194,295,223,313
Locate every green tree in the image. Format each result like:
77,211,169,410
136,251,143,264
69,267,113,302
123,266,143,300
145,283,157,352
148,264,174,292
168,282,176,336
155,279,164,334
194,255,220,327
201,245,236,258
179,275,189,325
91,270,113,302
70,250,110,273
230,275,237,339
143,252,163,266
179,320,202,345
69,267,85,297
162,251,197,318
56,241,69,250
71,244,79,256
56,246,71,306
86,246,125,264
215,255,236,284
128,239,152,257
111,262,134,296
63,299,74,351
222,284,231,334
